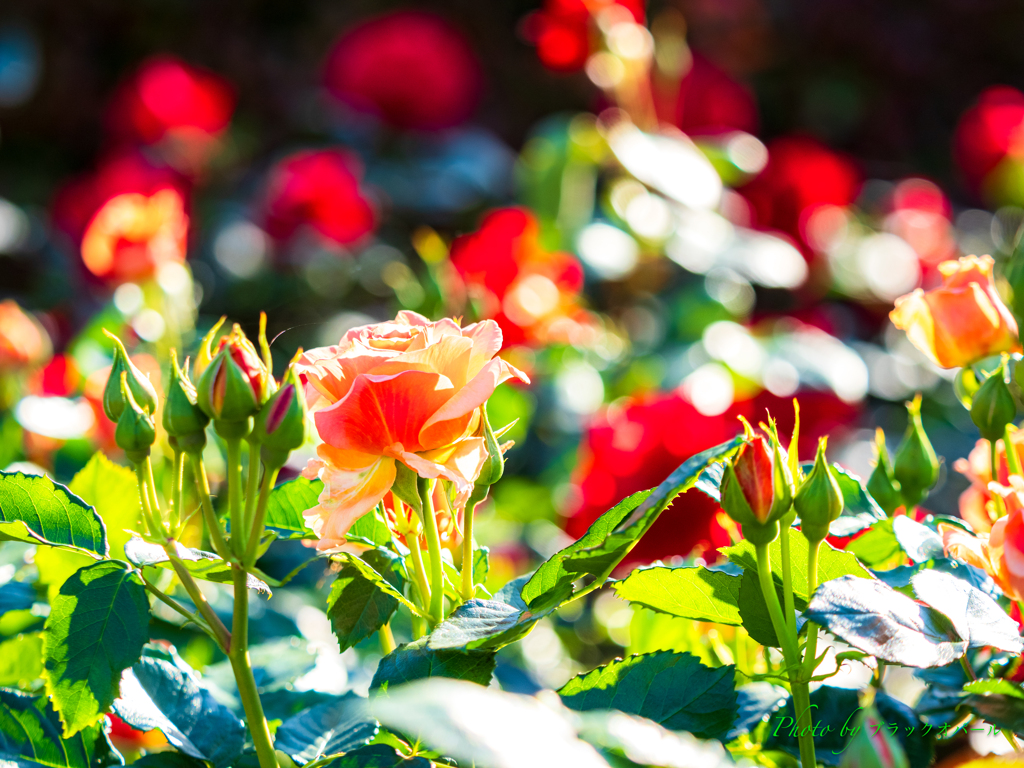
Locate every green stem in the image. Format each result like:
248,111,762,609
190,453,231,560
142,577,208,632
779,512,797,634
802,539,822,681
379,623,397,655
420,480,446,624
170,450,185,533
226,438,245,558
244,440,262,541
229,568,277,768
166,555,231,652
245,464,279,567
144,456,166,539
460,500,477,601
134,462,163,540
756,543,816,768
408,534,432,615
1006,424,1022,476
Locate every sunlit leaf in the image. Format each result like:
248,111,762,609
274,692,377,763
263,477,320,539
613,566,741,625
371,638,495,690
911,569,1023,652
0,471,107,555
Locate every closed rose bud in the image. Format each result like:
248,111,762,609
720,433,793,545
971,361,1016,442
795,438,844,543
839,703,910,768
954,366,981,409
253,364,307,469
867,428,902,516
115,372,156,462
894,394,940,509
163,349,209,453
102,330,158,422
197,325,270,430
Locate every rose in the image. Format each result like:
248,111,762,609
942,476,1024,601
523,0,645,72
890,254,1021,368
296,311,528,551
0,301,51,374
954,430,1024,533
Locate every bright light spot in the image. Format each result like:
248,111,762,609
605,23,653,61
585,52,625,89
740,233,807,289
157,261,192,295
556,361,604,415
0,198,29,253
856,232,920,301
805,205,851,254
666,210,734,273
606,123,722,210
504,274,560,326
15,396,95,440
705,269,755,315
113,283,144,316
317,311,375,347
774,329,869,403
725,132,768,174
702,321,764,377
214,220,269,279
763,358,800,397
681,362,734,416
577,222,639,280
132,309,166,342
624,192,674,240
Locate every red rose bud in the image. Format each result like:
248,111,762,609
795,438,844,543
720,433,793,545
253,363,307,469
838,703,910,768
163,349,209,453
102,330,158,422
197,325,270,429
866,428,902,516
115,372,156,462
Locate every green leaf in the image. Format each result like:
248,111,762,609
845,518,903,568
613,566,742,625
964,679,1024,698
803,574,966,668
0,471,107,556
327,554,417,652
472,546,489,587
370,638,496,690
368,678,607,768
0,689,120,768
347,508,393,549
911,569,1023,653
321,745,430,768
68,453,141,561
737,569,805,648
42,560,150,736
963,693,1024,737
113,645,247,767
427,575,553,651
0,633,43,688
826,465,887,537
389,463,421,516
263,476,320,539
558,650,738,740
124,536,275,593
522,436,743,612
274,692,378,763
575,710,735,767
893,515,944,564
721,526,871,601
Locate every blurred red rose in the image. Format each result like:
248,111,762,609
324,11,482,131
565,388,859,566
107,55,235,144
523,0,645,72
449,207,589,348
0,301,51,374
953,86,1024,200
263,149,376,247
656,53,758,136
741,136,860,251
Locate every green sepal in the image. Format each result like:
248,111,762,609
163,350,210,440
742,519,780,547
253,364,307,469
867,428,902,516
102,330,158,422
893,394,939,509
970,360,1016,442
115,372,156,459
198,347,260,423
794,438,844,544
391,462,422,515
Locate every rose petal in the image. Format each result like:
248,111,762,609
304,453,396,550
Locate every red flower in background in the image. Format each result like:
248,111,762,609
449,207,590,348
263,149,376,247
565,389,859,566
741,136,860,252
524,0,645,72
656,53,758,137
953,86,1024,198
324,11,482,131
107,56,235,145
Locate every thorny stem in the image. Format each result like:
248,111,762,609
802,539,822,684
420,479,446,624
144,456,166,539
142,577,207,631
190,453,231,560
229,568,277,768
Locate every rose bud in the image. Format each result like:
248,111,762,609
971,360,1016,442
253,361,307,470
838,702,910,768
954,365,981,409
163,349,209,454
893,394,940,509
720,431,793,546
795,438,844,543
115,372,156,462
102,330,158,422
197,324,271,431
866,428,902,516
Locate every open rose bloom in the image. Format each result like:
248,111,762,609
890,254,1021,368
942,475,1024,601
296,311,528,551
954,429,1024,533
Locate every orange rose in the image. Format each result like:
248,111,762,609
942,476,1024,600
81,188,188,285
954,429,1024,533
890,254,1021,368
0,301,51,373
296,311,528,551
